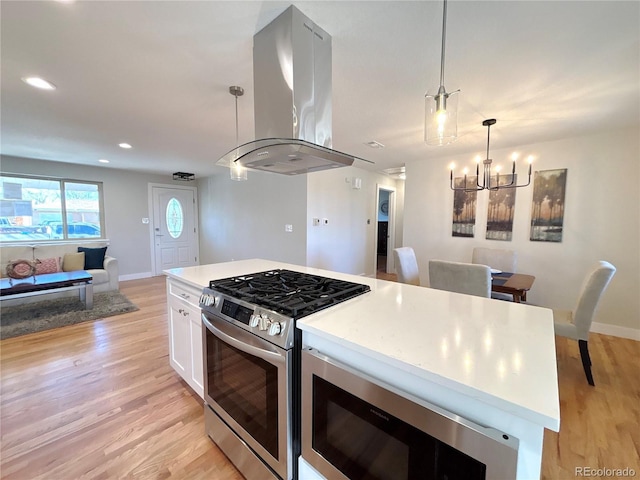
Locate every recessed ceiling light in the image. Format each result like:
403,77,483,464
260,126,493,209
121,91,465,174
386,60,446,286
118,143,132,149
21,76,56,90
364,141,385,149
98,159,110,164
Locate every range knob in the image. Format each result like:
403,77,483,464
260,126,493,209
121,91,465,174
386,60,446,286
268,321,283,336
249,314,260,328
258,314,270,331
199,294,218,307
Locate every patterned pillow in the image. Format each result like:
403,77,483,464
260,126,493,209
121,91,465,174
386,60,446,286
35,257,61,275
6,259,36,278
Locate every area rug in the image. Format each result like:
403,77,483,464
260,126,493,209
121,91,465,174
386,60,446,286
0,291,139,340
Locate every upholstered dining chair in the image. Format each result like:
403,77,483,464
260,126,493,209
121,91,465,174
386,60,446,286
428,260,491,298
553,261,616,386
393,247,420,286
472,247,518,300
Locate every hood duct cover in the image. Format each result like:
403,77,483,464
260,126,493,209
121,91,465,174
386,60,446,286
216,5,371,175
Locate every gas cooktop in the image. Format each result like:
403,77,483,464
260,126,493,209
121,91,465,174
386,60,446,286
208,269,370,319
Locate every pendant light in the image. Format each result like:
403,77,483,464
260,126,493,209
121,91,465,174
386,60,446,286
449,119,533,191
229,85,247,181
425,0,459,146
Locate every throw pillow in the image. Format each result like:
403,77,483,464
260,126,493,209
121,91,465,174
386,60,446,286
35,257,61,275
78,246,107,270
6,259,37,279
62,252,85,272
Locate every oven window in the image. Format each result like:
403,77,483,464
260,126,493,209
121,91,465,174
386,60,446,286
206,328,279,459
312,375,486,480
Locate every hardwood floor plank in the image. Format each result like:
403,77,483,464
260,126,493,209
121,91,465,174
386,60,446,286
1,276,242,480
1,274,638,479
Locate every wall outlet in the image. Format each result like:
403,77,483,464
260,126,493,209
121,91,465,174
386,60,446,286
142,217,149,224
285,224,293,232
312,218,320,226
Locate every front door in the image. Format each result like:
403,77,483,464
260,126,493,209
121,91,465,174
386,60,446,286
151,185,198,274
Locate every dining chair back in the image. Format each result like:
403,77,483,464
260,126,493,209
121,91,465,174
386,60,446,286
428,260,491,298
553,261,616,386
472,247,517,273
393,247,420,286
472,247,518,301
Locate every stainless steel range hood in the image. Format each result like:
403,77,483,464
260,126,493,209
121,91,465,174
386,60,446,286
216,5,370,175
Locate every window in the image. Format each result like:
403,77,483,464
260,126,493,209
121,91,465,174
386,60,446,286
166,197,184,238
0,174,105,243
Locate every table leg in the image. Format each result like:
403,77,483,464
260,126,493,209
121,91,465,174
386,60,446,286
80,282,94,309
513,293,522,303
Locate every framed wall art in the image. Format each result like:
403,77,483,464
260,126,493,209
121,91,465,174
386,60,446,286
452,176,477,238
530,169,567,242
486,174,517,241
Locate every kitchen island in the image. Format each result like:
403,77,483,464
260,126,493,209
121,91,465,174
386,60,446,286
164,259,559,480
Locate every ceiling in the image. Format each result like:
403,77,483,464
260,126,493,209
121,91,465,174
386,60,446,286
1,1,638,179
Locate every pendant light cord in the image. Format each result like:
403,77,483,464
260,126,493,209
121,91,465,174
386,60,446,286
439,0,448,87
486,122,491,160
234,94,239,147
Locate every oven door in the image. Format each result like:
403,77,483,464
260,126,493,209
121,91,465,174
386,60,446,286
302,348,519,480
202,313,292,480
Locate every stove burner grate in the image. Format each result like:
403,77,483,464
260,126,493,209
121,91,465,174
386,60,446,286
209,269,370,318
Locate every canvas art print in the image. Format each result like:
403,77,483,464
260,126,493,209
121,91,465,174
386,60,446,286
530,169,567,242
452,176,477,237
486,174,517,241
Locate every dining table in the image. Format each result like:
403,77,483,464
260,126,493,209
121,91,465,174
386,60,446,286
491,271,535,303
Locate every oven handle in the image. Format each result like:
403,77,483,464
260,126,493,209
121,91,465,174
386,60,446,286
202,314,286,366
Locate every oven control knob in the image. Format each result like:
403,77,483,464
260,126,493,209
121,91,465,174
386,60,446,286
249,314,260,328
268,321,282,336
199,294,217,307
259,315,270,331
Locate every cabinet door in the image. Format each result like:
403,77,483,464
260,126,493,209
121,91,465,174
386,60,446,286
168,301,190,377
189,310,204,397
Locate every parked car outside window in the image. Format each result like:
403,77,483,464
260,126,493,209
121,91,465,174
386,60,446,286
48,222,101,239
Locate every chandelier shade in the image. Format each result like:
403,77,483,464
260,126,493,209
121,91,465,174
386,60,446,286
425,0,459,146
425,88,459,146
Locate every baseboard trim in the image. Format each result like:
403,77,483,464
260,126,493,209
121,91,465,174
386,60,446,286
119,272,154,282
591,322,640,341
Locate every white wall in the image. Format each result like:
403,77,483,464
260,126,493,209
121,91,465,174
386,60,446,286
403,128,640,337
306,166,400,276
198,165,402,278
197,169,308,266
0,155,183,278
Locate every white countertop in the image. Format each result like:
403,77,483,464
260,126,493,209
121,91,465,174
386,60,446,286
164,259,560,431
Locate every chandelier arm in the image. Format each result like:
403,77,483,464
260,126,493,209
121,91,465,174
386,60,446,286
450,175,483,192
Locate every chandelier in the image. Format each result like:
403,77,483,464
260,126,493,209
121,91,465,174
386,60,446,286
449,119,532,191
425,0,459,146
229,86,247,181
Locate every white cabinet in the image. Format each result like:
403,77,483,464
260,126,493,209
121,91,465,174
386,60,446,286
167,277,204,398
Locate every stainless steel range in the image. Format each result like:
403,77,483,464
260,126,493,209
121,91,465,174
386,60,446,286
199,269,370,480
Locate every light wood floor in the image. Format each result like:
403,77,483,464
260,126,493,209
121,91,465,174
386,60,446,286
1,275,638,479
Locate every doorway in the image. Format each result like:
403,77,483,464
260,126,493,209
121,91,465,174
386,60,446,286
375,186,396,275
149,184,199,275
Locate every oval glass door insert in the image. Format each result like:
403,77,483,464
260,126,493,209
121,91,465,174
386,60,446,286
166,197,184,238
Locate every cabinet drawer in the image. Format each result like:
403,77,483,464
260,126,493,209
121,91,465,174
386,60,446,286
168,280,201,308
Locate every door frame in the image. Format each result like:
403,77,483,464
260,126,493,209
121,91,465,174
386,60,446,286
148,183,200,275
373,184,397,275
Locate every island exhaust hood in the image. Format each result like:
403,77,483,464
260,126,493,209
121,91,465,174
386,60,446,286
216,6,371,176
